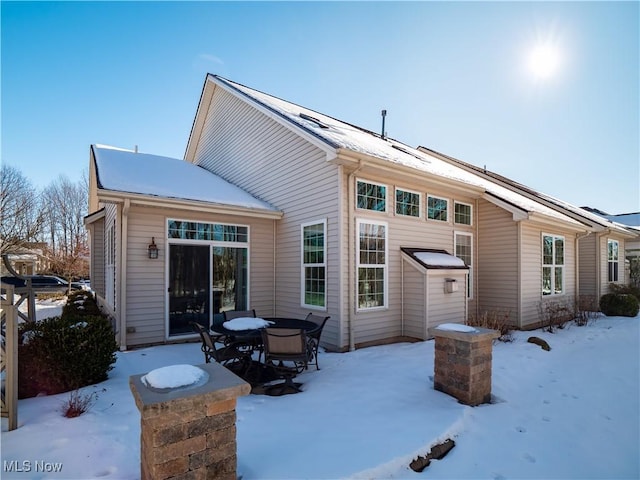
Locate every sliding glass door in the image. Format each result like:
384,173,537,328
167,220,250,337
168,244,210,336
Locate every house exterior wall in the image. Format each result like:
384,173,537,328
578,233,597,297
476,200,519,324
189,87,342,349
401,259,426,339
426,270,468,334
343,168,478,348
121,204,276,347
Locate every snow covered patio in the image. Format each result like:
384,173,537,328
2,304,639,479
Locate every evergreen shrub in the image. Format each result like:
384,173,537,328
18,300,118,399
599,293,640,318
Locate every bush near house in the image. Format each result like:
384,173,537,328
599,293,639,318
18,294,118,399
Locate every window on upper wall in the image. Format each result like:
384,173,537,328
357,180,386,212
608,239,619,282
427,195,448,222
455,232,473,298
395,188,421,217
454,202,472,225
302,221,326,309
357,220,387,310
542,234,564,296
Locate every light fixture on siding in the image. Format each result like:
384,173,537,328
148,237,159,259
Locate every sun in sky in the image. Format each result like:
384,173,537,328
528,42,562,79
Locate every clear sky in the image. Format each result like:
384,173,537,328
2,1,638,214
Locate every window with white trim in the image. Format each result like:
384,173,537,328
455,232,473,298
357,180,386,212
302,221,326,309
542,234,564,296
427,195,448,222
608,239,619,282
454,202,472,225
395,188,421,217
357,220,387,310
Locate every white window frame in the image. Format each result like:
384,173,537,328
395,187,422,218
608,239,619,283
542,233,565,296
356,219,388,311
427,194,449,222
301,219,327,310
356,179,387,213
105,219,116,309
455,231,473,299
454,201,473,226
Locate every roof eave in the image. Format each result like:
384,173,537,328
96,188,283,220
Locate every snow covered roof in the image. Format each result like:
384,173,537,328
92,145,279,214
210,75,584,228
401,248,469,270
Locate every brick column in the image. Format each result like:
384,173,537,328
130,362,251,480
429,326,499,406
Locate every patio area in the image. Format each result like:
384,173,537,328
2,312,639,479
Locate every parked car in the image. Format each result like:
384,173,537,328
1,275,82,294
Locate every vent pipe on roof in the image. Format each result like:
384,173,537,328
381,109,387,139
134,145,139,153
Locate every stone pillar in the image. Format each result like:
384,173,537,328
429,325,499,406
130,362,251,480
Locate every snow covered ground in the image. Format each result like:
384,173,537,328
2,301,638,479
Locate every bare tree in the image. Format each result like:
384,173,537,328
41,175,89,286
0,165,45,255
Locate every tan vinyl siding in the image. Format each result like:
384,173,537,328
476,200,518,323
123,204,275,347
190,87,342,349
578,233,597,297
426,271,468,333
401,260,426,339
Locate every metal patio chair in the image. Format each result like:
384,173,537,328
304,313,330,370
261,327,309,395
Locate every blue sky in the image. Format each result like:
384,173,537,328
2,1,638,214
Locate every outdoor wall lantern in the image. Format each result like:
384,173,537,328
148,237,159,259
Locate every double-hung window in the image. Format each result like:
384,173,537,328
608,239,619,282
455,232,473,298
302,221,326,309
542,234,564,295
357,220,387,310
357,180,386,212
427,195,448,222
454,202,472,225
395,188,421,217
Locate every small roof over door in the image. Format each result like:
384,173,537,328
401,248,469,270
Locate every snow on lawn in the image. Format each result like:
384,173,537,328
2,311,638,479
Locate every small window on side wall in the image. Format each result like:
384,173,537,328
427,195,448,222
357,180,386,212
608,239,619,282
454,202,472,225
395,188,421,217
